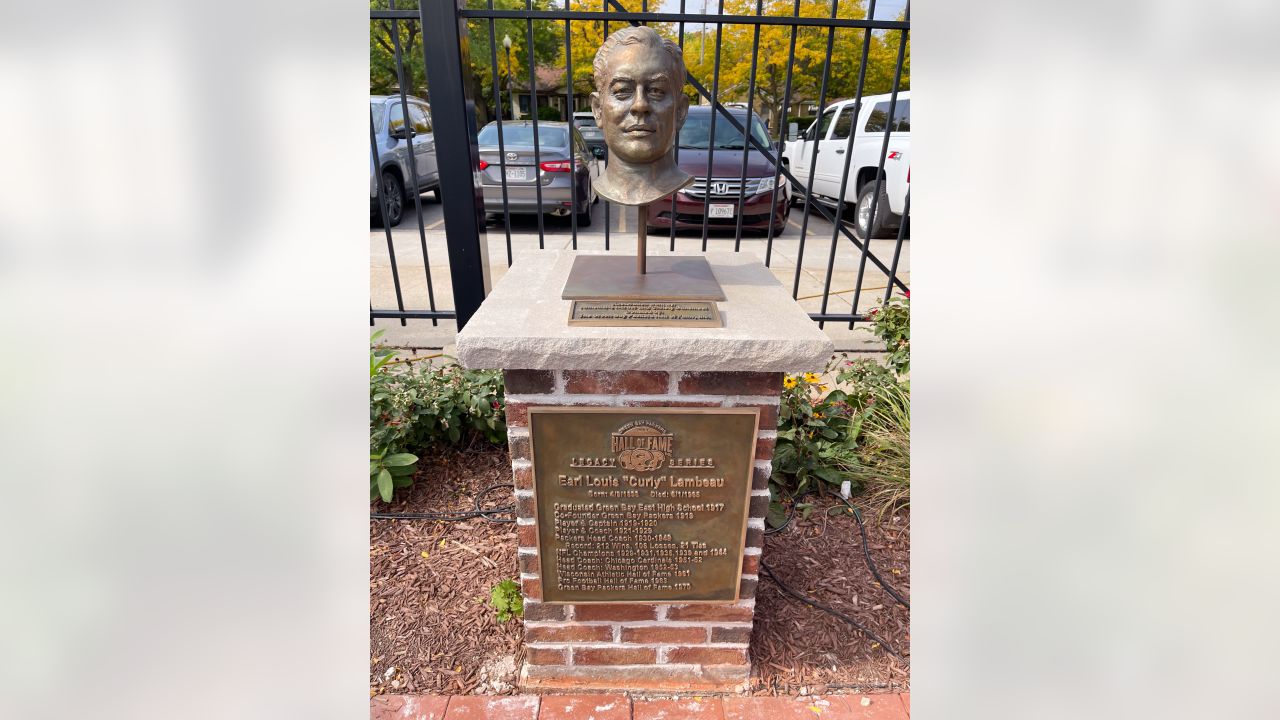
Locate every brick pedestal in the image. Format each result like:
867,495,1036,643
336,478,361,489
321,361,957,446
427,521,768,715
456,251,833,694
504,369,779,692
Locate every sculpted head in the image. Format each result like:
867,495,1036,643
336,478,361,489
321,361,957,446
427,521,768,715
590,26,689,166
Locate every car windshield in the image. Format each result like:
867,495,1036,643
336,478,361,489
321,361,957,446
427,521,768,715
478,125,568,148
573,115,597,128
678,114,771,150
370,102,385,131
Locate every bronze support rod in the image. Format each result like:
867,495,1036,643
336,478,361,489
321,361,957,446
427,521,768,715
636,203,648,274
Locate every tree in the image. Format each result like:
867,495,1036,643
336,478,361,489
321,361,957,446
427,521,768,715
370,0,424,96
466,0,564,122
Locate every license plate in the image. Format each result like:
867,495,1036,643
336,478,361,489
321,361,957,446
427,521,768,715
709,203,735,218
505,167,528,181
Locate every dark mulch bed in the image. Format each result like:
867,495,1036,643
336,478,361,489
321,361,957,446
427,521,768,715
370,445,909,697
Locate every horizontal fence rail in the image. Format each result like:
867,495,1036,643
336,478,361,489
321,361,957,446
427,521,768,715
370,0,909,337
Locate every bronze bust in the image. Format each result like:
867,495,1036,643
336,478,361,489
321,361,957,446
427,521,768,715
590,26,693,206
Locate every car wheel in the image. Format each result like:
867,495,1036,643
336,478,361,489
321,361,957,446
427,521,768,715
856,181,891,239
379,172,404,227
430,187,441,203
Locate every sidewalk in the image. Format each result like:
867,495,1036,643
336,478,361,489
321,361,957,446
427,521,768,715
371,693,909,719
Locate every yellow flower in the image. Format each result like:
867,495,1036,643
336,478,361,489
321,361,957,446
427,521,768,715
783,376,798,389
814,412,823,419
817,384,829,393
803,372,821,383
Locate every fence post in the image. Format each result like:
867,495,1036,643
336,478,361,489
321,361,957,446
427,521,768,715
420,0,491,329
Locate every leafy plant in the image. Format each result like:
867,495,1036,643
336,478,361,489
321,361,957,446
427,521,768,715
866,296,909,375
370,447,419,503
769,296,911,524
370,332,507,503
490,578,523,622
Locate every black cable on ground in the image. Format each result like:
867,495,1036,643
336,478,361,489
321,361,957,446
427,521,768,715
759,561,905,663
836,496,910,610
370,482,515,523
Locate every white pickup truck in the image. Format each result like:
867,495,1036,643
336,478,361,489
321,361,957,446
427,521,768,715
783,91,910,239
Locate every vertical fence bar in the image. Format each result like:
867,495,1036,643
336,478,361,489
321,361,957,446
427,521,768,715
791,0,839,299
849,1,908,328
564,0,579,247
602,0,611,250
420,0,491,329
882,188,909,305
526,1,547,247
485,1,515,266
816,0,877,328
669,0,686,252
371,109,407,326
388,0,440,325
732,0,763,251
699,0,725,253
763,0,802,268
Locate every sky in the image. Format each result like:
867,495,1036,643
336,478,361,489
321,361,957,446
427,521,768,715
655,0,908,20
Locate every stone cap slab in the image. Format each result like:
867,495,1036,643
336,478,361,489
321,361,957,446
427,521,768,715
456,251,834,372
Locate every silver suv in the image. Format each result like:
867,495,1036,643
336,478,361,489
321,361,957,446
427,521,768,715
370,95,441,227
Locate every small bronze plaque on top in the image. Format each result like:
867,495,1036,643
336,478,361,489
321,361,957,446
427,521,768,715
568,300,721,327
528,407,759,603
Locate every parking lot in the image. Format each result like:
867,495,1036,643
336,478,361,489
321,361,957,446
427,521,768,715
371,191,910,350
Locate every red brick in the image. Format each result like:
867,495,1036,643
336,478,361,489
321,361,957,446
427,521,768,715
667,604,754,622
518,551,539,575
517,523,538,547
739,577,758,600
825,694,910,719
574,646,656,665
505,402,530,427
521,576,543,600
746,403,780,431
525,624,613,643
536,694,631,720
513,464,533,491
723,696,904,720
572,603,659,621
522,663,747,692
752,464,771,491
564,370,668,394
741,554,760,575
745,526,764,549
709,625,753,644
666,646,748,665
620,626,707,644
678,371,782,396
503,370,555,394
524,647,568,665
370,695,449,720
443,695,540,720
508,434,531,461
900,693,910,716
522,602,567,622
634,697,726,720
516,493,536,517
754,437,776,460
749,493,770,518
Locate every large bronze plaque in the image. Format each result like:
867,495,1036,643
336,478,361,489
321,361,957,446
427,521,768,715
528,407,758,603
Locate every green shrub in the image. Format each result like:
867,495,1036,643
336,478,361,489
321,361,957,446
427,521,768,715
770,296,910,522
370,332,506,503
490,579,523,622
536,105,561,121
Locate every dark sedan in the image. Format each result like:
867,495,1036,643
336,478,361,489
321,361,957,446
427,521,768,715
646,106,790,235
477,121,600,226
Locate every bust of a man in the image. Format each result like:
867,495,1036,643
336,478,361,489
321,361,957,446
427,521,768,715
590,26,692,206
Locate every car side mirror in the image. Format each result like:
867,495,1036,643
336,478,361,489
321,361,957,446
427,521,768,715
389,125,413,140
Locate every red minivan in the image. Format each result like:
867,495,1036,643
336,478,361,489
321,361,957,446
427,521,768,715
645,106,790,235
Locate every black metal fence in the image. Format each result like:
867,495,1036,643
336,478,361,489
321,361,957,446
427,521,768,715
370,0,909,333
